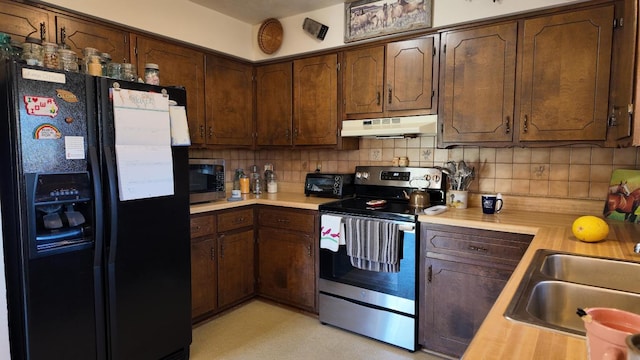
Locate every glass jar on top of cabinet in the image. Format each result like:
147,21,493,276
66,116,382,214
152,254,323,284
58,49,79,72
42,42,59,69
82,47,99,74
121,63,137,82
22,37,43,66
144,63,160,85
0,33,12,61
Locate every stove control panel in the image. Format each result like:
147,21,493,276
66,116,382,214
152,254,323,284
354,166,444,190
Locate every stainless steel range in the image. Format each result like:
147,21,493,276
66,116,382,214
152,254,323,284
318,166,446,351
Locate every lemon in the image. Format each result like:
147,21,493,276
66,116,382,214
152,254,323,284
572,215,609,242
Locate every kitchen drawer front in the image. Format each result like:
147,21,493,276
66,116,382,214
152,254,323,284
423,225,532,266
217,208,254,232
258,207,315,233
190,214,216,239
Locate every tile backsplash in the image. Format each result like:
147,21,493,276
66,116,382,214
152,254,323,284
190,136,640,201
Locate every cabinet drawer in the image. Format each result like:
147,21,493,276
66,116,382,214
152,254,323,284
217,208,254,232
190,214,216,239
423,225,532,266
258,208,315,233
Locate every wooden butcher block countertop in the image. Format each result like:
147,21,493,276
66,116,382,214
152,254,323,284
419,208,640,360
192,193,640,359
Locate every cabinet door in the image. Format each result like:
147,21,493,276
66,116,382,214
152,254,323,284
55,15,129,63
0,1,51,41
386,36,436,112
256,62,293,146
258,228,315,310
293,54,338,146
343,46,385,115
133,35,205,144
420,258,512,358
206,55,254,146
440,23,517,144
191,237,217,319
519,6,613,142
217,230,255,308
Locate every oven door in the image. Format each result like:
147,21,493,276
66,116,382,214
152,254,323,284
319,217,416,311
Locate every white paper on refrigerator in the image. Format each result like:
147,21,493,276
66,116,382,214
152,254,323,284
111,88,174,201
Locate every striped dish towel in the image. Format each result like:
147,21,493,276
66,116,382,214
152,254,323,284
344,217,401,273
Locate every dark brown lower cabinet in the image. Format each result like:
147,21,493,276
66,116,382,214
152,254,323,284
190,208,256,322
190,214,217,320
419,224,532,358
257,207,317,312
217,229,255,308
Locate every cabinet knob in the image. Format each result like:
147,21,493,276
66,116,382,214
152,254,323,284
388,87,392,104
376,91,381,105
199,125,205,138
208,126,214,138
210,247,215,260
523,115,529,133
505,117,511,134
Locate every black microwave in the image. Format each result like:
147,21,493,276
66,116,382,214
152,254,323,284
304,173,355,198
189,159,226,203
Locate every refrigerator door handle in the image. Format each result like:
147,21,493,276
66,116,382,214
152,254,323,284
104,146,118,264
89,145,107,360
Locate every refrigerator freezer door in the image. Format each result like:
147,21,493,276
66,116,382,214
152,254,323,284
0,62,105,359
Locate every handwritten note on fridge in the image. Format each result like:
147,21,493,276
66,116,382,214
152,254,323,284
112,88,174,201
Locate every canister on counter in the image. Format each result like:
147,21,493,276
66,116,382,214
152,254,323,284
239,174,250,194
144,63,160,85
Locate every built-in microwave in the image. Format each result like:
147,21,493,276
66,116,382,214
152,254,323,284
188,158,226,204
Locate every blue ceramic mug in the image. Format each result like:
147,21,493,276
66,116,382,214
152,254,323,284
482,193,503,214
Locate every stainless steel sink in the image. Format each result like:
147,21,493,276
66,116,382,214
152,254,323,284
505,249,640,336
540,253,640,294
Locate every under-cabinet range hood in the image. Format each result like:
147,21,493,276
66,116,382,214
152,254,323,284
340,115,438,138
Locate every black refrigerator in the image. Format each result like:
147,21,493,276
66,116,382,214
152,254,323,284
0,61,192,360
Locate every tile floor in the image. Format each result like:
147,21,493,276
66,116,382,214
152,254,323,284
191,299,450,360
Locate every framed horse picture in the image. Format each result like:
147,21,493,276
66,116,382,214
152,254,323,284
604,169,640,223
344,0,433,43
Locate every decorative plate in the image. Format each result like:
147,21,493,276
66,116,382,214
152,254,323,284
258,18,283,54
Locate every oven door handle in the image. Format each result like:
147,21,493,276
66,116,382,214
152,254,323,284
399,224,414,232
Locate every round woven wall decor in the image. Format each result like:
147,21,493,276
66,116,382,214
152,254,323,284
258,18,283,54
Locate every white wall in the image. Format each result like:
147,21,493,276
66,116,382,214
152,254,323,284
37,0,588,62
34,0,254,60
252,0,589,61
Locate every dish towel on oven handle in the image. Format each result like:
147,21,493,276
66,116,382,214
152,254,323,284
344,217,401,273
320,214,345,252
